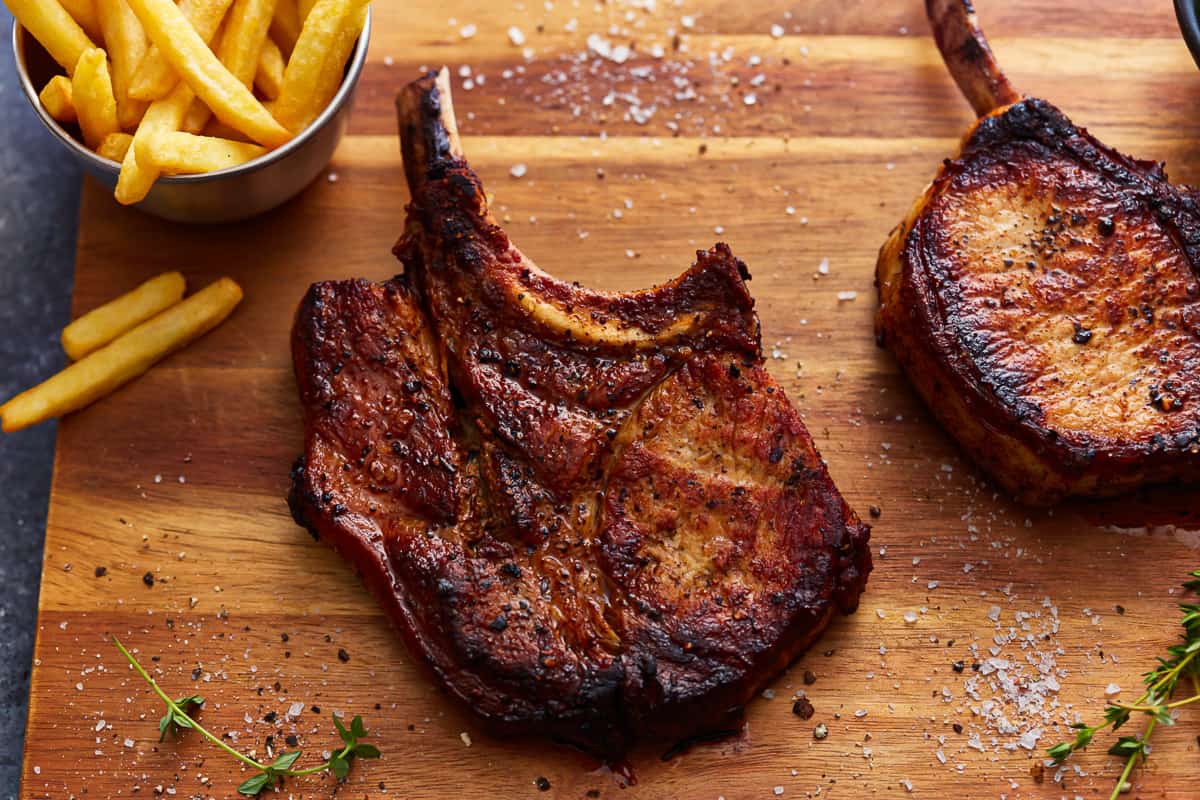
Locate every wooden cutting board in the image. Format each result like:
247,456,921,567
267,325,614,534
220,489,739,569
19,1,1200,797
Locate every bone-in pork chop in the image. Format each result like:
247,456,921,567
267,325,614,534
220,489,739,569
290,70,871,753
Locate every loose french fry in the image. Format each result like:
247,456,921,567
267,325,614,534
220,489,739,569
127,0,233,102
116,81,194,204
95,0,148,128
62,272,186,360
5,0,95,74
138,130,266,174
254,36,284,100
39,75,76,123
59,0,102,40
97,130,133,160
0,278,243,434
126,0,292,147
271,0,360,132
268,0,299,54
72,47,119,148
304,1,364,128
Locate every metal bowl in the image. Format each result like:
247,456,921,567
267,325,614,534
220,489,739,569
11,11,370,224
1177,0,1200,69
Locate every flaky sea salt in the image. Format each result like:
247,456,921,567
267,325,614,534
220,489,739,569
510,163,528,178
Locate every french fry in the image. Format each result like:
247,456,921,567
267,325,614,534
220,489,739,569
181,98,212,134
268,0,299,55
138,130,266,174
202,117,253,141
97,130,133,160
254,36,284,100
297,0,316,20
39,75,76,123
220,0,278,85
127,0,233,102
271,0,360,132
62,271,186,360
182,0,277,135
5,0,95,74
0,278,243,434
125,0,292,147
59,0,102,41
95,0,148,128
116,81,195,204
305,1,364,128
72,47,120,148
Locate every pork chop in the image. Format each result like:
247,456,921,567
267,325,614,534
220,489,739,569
289,70,872,753
875,0,1200,505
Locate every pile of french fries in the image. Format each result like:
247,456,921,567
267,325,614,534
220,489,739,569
7,0,369,204
0,274,243,433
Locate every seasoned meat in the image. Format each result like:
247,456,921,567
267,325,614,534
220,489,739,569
876,0,1200,505
290,70,871,754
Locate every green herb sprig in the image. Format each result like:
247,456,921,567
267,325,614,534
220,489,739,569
1047,569,1200,799
113,637,381,796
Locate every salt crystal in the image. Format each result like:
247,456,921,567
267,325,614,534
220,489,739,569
987,605,1001,622
1104,683,1121,696
742,93,757,106
817,258,829,275
770,23,784,38
507,26,526,46
903,611,918,625
459,23,477,38
837,291,858,302
773,787,784,796
460,731,472,747
288,701,304,717
95,720,106,732
509,163,527,178
854,708,868,718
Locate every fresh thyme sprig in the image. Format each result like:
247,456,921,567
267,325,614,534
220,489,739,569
1047,569,1200,800
113,637,381,796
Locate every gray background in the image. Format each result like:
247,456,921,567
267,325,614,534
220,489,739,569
0,7,80,797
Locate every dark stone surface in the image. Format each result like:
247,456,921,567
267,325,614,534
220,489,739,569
0,9,82,797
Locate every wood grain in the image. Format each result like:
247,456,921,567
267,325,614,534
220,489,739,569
19,1,1200,798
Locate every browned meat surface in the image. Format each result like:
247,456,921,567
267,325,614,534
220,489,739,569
876,0,1200,505
290,70,871,754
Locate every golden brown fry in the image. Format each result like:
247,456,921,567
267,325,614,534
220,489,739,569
271,0,360,132
202,117,252,141
126,0,292,147
72,47,120,148
62,271,186,360
181,0,276,135
268,0,299,54
1,278,243,433
59,0,102,40
95,0,148,128
127,0,233,102
5,0,95,74
304,1,363,128
297,0,316,20
96,130,133,160
253,36,284,99
138,130,266,174
220,0,277,85
115,81,194,204
39,75,76,123
180,97,211,134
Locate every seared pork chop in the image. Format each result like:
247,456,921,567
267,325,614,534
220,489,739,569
876,0,1200,505
290,70,871,753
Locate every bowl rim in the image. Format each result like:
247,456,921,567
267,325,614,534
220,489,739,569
11,8,372,185
1175,0,1200,69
